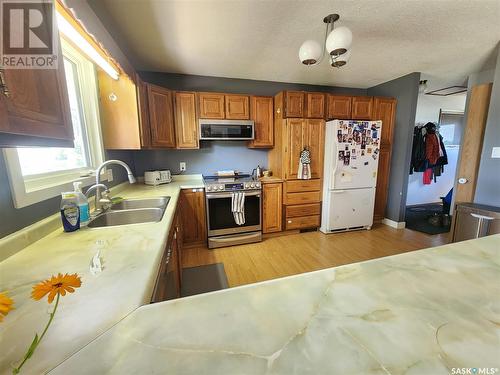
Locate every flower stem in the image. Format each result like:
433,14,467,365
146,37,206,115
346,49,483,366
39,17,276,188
12,293,60,374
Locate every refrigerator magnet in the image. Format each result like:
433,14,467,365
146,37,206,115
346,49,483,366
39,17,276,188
367,147,372,154
339,151,344,160
364,161,369,165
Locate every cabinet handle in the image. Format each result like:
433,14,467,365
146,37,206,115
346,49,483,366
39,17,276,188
0,69,10,97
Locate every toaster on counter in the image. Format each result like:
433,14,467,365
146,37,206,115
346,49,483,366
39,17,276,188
144,170,172,185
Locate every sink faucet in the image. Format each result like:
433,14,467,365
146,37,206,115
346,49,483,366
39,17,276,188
95,160,136,211
85,183,110,216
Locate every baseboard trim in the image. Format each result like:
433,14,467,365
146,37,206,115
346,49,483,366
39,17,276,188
382,218,406,229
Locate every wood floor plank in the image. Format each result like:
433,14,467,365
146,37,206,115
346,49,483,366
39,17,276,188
182,224,447,287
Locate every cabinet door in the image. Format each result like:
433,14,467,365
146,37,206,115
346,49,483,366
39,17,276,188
285,91,304,117
198,93,225,119
225,94,249,119
136,75,151,148
263,183,282,233
181,188,207,247
305,119,325,179
372,97,396,148
147,84,176,148
373,149,391,221
175,92,198,149
0,39,73,145
351,96,373,119
248,96,273,148
305,93,325,118
327,95,352,120
98,70,141,149
285,119,305,179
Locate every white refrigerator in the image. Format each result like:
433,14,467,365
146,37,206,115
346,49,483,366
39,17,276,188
320,119,383,233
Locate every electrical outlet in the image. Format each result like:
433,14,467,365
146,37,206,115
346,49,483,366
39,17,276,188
180,162,186,172
107,168,113,182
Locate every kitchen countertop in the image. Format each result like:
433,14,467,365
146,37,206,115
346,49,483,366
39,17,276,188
0,175,204,375
259,176,284,184
49,234,500,374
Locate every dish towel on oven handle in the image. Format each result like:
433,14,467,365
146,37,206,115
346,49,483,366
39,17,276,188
231,191,246,225
297,147,311,179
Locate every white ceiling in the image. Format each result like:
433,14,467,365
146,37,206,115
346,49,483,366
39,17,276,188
90,0,500,89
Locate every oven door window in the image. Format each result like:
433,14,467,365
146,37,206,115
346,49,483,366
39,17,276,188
208,195,260,230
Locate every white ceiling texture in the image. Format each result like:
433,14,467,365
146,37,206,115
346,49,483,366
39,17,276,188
90,0,500,89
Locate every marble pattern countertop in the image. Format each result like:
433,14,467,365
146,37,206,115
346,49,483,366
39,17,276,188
0,175,204,375
50,234,500,375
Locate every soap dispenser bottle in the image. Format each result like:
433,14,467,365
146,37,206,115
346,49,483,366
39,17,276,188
73,181,90,226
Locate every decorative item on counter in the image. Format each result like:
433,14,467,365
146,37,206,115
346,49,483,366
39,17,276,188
72,182,90,227
0,291,14,322
11,273,82,374
262,170,272,178
297,147,311,179
60,192,80,232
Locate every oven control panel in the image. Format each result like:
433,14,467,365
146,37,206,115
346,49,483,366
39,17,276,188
204,181,261,192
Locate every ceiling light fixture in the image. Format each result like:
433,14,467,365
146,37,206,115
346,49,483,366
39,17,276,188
299,14,352,69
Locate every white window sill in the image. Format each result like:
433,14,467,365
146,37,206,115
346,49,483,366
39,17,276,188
3,149,108,208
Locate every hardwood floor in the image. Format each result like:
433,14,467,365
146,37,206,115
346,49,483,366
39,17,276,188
182,224,447,287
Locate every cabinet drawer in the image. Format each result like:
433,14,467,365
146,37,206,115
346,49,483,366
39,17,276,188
285,215,320,230
285,203,321,218
285,191,321,205
285,179,321,193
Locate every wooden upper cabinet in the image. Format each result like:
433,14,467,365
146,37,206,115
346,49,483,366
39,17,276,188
136,75,151,148
198,93,225,119
225,94,249,119
0,38,73,146
351,96,373,119
98,70,141,149
285,91,304,118
304,119,325,179
262,183,283,233
327,95,352,120
305,93,325,119
371,97,396,148
248,96,273,148
147,84,176,148
175,92,198,149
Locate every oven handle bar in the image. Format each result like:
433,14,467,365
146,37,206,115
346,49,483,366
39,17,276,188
206,191,261,199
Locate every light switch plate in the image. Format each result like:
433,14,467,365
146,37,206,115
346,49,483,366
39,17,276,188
491,147,500,158
180,162,186,172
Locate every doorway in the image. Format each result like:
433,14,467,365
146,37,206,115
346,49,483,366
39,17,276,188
404,90,466,235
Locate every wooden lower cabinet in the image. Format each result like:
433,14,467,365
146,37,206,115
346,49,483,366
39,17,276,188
151,205,182,302
262,183,282,233
283,180,322,230
285,215,320,230
180,188,207,247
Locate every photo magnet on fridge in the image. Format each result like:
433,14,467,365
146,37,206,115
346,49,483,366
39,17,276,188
338,151,344,160
344,156,350,166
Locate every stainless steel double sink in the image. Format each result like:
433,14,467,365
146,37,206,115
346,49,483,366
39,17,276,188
88,197,170,228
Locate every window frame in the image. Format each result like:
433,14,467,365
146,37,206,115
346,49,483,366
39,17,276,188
4,38,108,208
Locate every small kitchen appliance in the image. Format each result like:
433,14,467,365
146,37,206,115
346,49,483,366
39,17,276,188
144,170,172,185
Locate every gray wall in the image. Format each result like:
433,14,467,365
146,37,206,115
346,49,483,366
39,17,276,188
133,142,267,176
139,72,367,96
474,47,500,207
367,72,421,222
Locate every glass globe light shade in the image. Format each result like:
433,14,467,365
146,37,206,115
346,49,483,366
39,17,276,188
299,40,322,65
331,49,351,67
326,26,352,56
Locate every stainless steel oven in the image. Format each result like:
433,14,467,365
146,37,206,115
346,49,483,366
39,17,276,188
205,190,262,248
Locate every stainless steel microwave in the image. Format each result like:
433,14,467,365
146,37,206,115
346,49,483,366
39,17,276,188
199,119,254,140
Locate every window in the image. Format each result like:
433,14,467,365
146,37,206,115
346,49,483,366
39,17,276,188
4,38,106,208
